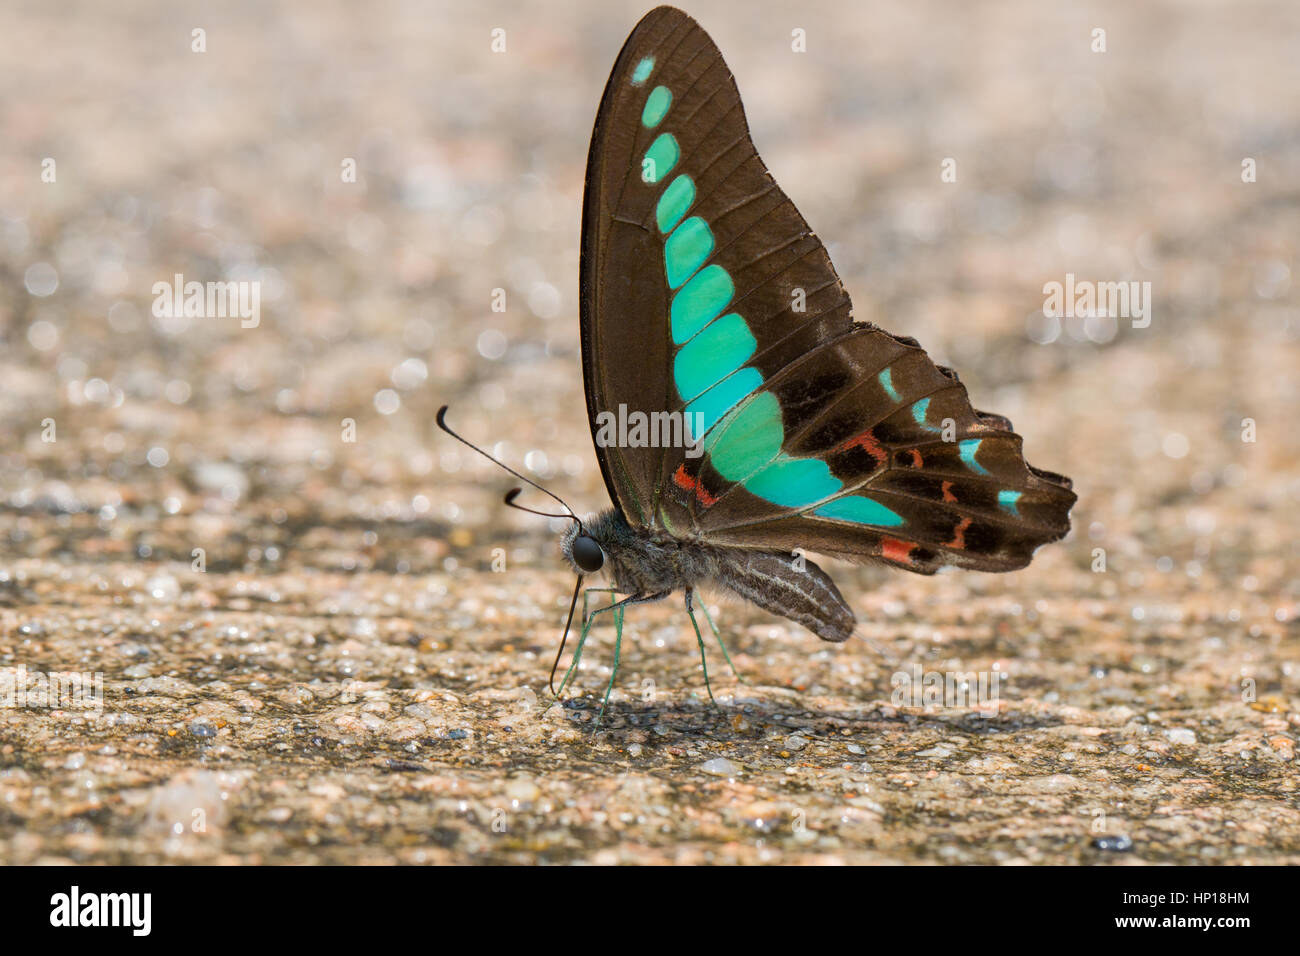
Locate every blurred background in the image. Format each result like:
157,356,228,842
0,0,1297,864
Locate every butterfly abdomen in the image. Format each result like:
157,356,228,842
711,549,856,643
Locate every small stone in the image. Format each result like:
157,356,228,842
785,734,809,751
1165,728,1197,745
917,744,955,758
698,757,741,777
505,778,539,802
145,574,180,602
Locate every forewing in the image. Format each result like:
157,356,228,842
580,5,851,530
581,6,1075,572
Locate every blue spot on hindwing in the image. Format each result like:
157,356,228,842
744,455,842,507
814,495,905,527
706,392,784,481
879,368,901,402
959,439,989,475
910,398,942,433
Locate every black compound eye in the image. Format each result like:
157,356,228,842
571,534,604,573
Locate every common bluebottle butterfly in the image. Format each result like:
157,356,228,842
439,6,1074,715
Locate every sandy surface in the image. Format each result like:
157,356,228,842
1,0,1298,864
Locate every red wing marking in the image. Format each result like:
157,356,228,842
673,462,718,508
672,462,694,492
881,538,917,564
946,516,972,550
836,428,887,464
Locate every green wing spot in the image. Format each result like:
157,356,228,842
911,397,940,432
664,216,715,288
879,367,901,402
674,312,756,402
657,175,695,233
631,56,655,85
671,265,733,343
744,454,842,507
642,133,679,184
814,495,904,527
707,392,784,482
685,367,762,443
641,85,672,127
959,439,989,475
998,490,1022,516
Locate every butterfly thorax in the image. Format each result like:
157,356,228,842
560,508,859,643
561,508,718,594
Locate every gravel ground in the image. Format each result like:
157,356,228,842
1,0,1298,864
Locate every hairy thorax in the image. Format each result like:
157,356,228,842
560,508,719,594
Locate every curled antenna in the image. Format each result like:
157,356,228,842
436,405,580,525
504,488,582,530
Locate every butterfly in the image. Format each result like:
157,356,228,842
440,5,1075,716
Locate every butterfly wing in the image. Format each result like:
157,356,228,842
581,5,1074,572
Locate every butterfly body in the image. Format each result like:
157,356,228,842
561,509,856,643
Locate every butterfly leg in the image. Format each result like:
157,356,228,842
557,590,669,720
551,588,612,704
684,588,724,712
594,602,625,727
696,598,746,684
550,586,631,706
581,586,622,630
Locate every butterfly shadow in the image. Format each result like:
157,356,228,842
554,689,1064,743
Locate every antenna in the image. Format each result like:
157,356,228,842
436,405,581,526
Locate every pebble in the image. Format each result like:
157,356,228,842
916,744,955,759
1165,729,1197,745
505,778,539,802
698,758,741,777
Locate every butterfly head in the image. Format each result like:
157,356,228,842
560,521,605,575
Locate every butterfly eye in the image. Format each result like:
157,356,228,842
571,535,605,573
